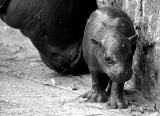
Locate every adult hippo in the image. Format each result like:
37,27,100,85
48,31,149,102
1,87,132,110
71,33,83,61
82,7,138,109
0,0,97,75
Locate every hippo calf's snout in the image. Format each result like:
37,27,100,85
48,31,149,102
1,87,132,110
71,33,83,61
108,63,133,83
82,7,138,109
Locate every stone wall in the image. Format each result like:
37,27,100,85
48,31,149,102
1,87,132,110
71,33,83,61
97,0,160,111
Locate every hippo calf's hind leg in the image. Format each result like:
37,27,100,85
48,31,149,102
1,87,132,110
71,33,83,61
106,82,130,109
82,71,109,102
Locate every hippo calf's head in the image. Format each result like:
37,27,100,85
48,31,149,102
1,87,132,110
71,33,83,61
91,34,138,83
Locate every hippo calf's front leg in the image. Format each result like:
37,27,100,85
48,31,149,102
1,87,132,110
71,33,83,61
106,82,129,109
82,71,109,102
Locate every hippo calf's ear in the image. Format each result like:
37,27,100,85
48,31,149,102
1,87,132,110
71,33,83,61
128,34,138,45
91,39,102,47
128,34,138,54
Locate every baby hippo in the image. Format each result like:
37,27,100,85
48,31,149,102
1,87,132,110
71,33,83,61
82,7,138,109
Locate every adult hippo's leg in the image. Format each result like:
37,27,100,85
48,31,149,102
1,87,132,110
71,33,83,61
82,70,109,102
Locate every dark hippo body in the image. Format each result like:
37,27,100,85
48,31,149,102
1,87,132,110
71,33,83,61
0,0,97,75
82,7,137,109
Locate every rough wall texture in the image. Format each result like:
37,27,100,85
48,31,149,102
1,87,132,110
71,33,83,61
97,0,160,111
125,0,160,111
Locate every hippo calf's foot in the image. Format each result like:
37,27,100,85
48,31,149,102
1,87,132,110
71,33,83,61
105,82,130,109
82,89,109,103
82,72,110,102
106,97,130,109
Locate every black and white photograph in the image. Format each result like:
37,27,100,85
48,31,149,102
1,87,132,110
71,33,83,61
0,0,160,115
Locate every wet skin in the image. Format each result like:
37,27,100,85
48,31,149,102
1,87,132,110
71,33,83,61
0,0,97,75
82,7,137,109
